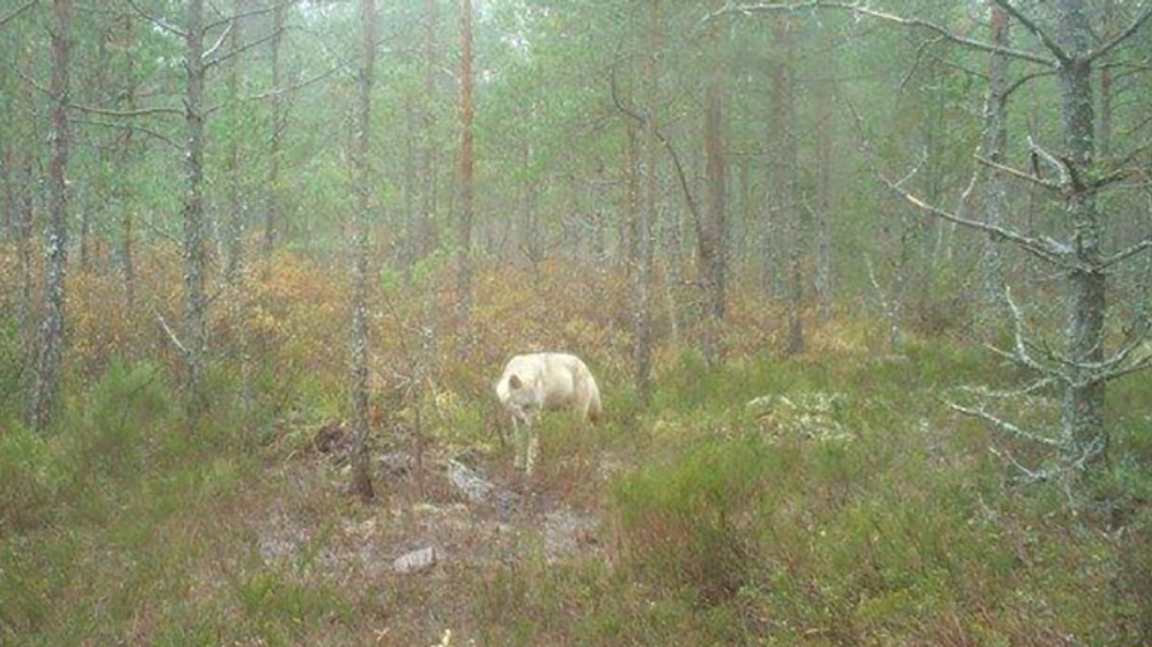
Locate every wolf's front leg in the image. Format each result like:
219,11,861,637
526,432,539,476
512,414,529,471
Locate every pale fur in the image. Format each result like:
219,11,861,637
496,352,602,423
495,353,603,472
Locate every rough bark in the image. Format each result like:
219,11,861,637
1058,0,1105,454
978,3,1011,327
16,157,35,349
80,28,109,275
417,0,439,261
1,146,11,242
118,13,137,310
225,0,245,288
457,0,475,318
349,0,377,502
634,0,660,400
813,36,835,324
182,0,209,419
27,0,72,434
700,23,728,364
1098,0,1115,160
764,17,794,299
226,0,254,419
264,2,285,261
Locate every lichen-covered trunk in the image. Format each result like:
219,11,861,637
634,0,660,401
15,157,34,342
28,0,71,434
1098,0,1115,160
701,38,728,364
225,0,245,287
117,13,136,310
457,0,475,318
183,0,208,419
349,0,377,502
1058,0,1106,455
780,18,803,354
264,2,284,262
226,0,254,418
415,0,439,262
978,3,1011,326
813,47,834,324
763,18,791,298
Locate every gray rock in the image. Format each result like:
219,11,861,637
393,546,438,574
377,451,414,478
447,460,495,503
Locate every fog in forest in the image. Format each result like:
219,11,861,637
3,0,1152,644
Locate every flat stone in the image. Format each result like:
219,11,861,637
393,546,438,574
447,460,495,504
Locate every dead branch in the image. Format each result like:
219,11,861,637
1090,2,1152,62
707,1,1056,67
0,0,38,29
991,0,1071,63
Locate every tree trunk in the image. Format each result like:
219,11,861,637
457,0,475,318
764,17,793,299
264,2,285,265
225,1,245,288
16,157,34,343
1,146,11,242
700,25,728,364
634,0,660,401
417,0,439,261
1057,0,1106,457
226,0,254,419
79,29,109,275
182,0,209,419
1098,0,1115,160
978,2,1011,328
349,0,377,502
781,18,803,354
27,0,71,434
117,13,137,310
813,37,835,324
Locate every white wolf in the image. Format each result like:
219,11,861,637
495,353,603,472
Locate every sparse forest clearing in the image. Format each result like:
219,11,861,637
2,0,1152,645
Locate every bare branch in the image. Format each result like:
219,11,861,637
898,36,945,92
205,25,288,71
1027,136,1072,187
1104,238,1152,267
608,43,704,246
1003,70,1056,100
204,62,342,116
70,102,184,119
124,0,187,38
1090,3,1152,62
0,0,38,30
155,310,191,360
202,19,234,62
949,402,1066,449
991,0,1070,63
203,0,298,33
975,154,1062,192
842,97,1077,269
707,1,1057,67
72,118,181,151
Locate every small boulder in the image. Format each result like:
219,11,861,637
393,546,438,574
447,460,495,504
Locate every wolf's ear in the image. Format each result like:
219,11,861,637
509,374,522,390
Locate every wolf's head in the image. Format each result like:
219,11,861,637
501,373,541,423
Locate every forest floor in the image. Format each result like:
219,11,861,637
249,428,610,645
3,334,1151,646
